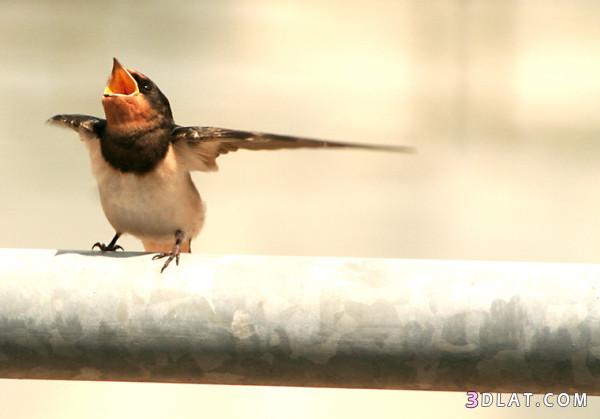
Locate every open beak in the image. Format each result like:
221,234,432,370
103,58,139,97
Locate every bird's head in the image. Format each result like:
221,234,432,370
102,58,173,135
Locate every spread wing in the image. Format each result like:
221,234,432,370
171,126,414,172
47,114,105,141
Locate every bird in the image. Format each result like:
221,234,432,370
48,58,413,273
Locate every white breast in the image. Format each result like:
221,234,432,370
85,141,204,243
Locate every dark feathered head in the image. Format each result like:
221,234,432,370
102,58,173,134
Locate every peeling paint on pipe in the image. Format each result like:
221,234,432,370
0,248,599,393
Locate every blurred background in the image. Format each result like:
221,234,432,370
1,0,599,417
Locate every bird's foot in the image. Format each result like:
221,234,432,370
92,242,124,252
92,233,123,252
151,230,185,273
152,250,180,273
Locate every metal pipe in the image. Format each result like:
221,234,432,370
0,248,599,393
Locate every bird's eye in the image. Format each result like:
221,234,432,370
140,81,153,92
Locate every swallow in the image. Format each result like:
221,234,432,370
48,58,413,273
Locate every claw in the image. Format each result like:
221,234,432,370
92,242,124,252
151,230,185,273
152,251,180,273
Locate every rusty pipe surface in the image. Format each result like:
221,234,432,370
0,248,599,393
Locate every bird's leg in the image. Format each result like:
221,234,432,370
152,230,184,273
92,232,124,252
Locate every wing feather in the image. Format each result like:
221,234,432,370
171,126,414,172
47,114,105,141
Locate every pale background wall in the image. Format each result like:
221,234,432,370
1,0,599,417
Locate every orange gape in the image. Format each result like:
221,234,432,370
104,59,139,96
